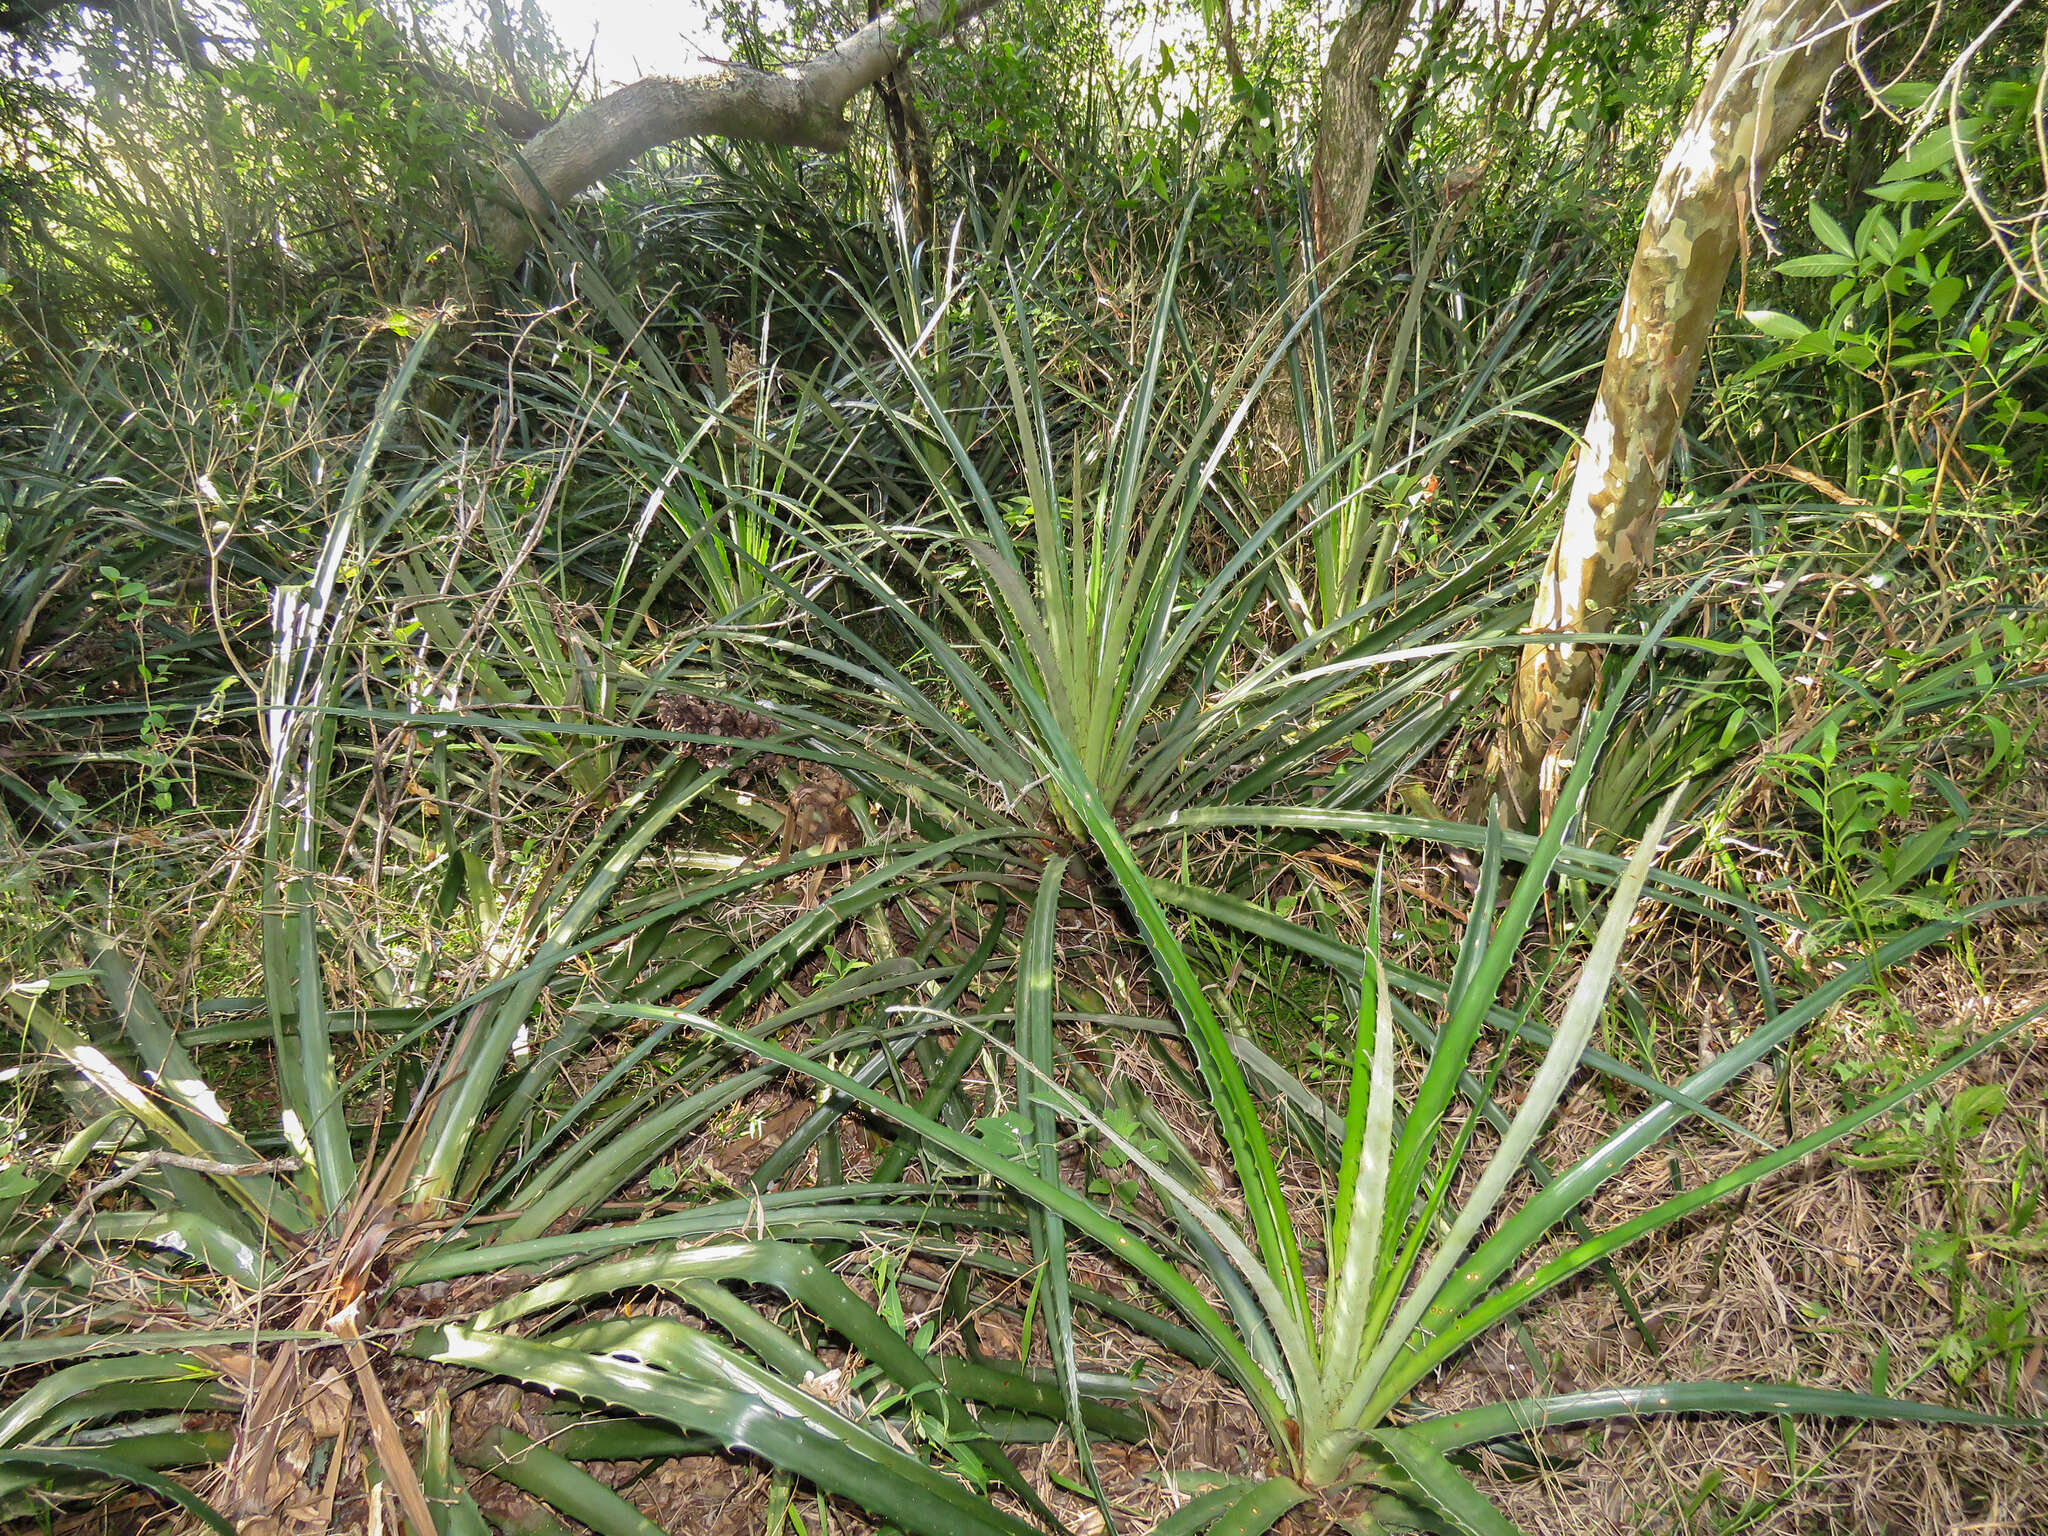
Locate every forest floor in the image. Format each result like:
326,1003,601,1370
424,768,2048,1536
6,616,2044,1536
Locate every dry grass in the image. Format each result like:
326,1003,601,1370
1470,994,2047,1534
1454,734,2048,1533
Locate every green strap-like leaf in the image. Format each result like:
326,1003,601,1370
1206,1475,1314,1536
0,1329,329,1369
401,1183,1002,1281
416,757,724,1205
0,1448,236,1535
926,1357,1149,1442
415,1326,1042,1536
470,1240,1059,1527
263,325,440,1215
1151,879,1761,1144
1323,872,1397,1398
0,1355,212,1447
1344,793,1678,1422
601,1003,1290,1434
1017,698,1318,1385
1145,1481,1257,1536
1366,1428,1525,1536
1401,1380,2044,1453
85,940,270,1184
1019,858,1111,1522
458,1426,666,1536
421,1391,493,1536
1380,1003,2046,1408
1135,805,1784,932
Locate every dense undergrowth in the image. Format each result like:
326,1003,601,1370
1,1,2046,1533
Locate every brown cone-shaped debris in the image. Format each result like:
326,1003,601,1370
651,693,790,789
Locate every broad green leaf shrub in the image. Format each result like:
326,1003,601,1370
1734,72,2048,511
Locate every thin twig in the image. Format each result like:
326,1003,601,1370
3,1151,300,1325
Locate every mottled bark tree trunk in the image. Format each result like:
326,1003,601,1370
1310,0,1418,268
1479,0,1851,827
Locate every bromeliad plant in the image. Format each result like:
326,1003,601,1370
670,234,1525,855
660,248,1816,1117
0,333,1135,1536
530,252,2040,1528
4,247,2034,1536
655,658,2041,1534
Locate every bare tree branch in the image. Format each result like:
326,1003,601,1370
484,0,1004,259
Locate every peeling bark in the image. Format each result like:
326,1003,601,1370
1310,0,1418,267
483,0,1002,259
1480,0,1851,827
